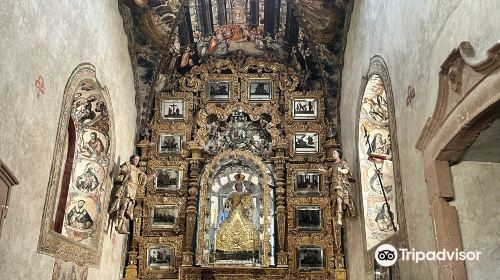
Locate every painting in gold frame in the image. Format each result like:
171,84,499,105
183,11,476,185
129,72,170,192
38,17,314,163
151,204,177,229
158,133,183,154
155,168,181,191
147,244,174,269
292,98,318,120
248,78,272,102
293,132,319,153
296,206,322,231
161,99,185,120
297,246,325,272
207,80,231,102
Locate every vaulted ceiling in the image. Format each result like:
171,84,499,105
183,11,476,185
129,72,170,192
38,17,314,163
118,0,353,139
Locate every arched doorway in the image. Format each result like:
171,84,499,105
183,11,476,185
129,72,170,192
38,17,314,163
417,42,500,280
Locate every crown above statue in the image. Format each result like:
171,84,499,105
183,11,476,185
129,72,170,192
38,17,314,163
234,173,245,182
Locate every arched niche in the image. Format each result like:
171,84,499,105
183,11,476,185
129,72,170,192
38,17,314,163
37,63,115,265
355,56,408,272
195,149,275,267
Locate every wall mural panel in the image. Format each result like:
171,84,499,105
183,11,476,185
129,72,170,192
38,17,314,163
358,75,398,250
38,64,114,265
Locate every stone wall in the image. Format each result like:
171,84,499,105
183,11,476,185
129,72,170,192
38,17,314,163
340,0,500,279
0,1,136,279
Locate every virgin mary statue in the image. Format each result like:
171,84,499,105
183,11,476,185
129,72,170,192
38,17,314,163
215,173,259,253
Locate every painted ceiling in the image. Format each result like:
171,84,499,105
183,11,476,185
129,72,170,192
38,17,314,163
119,0,353,138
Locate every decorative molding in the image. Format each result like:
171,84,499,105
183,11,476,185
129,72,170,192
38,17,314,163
416,42,500,280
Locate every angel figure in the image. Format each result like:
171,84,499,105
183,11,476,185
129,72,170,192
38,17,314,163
110,154,156,234
329,149,357,226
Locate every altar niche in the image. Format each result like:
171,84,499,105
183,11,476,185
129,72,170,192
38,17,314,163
196,150,275,267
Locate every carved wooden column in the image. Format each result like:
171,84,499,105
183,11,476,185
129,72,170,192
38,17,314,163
182,143,203,266
333,225,347,280
271,141,288,267
122,139,152,280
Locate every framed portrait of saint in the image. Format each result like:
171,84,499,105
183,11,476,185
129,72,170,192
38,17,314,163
207,80,231,101
295,172,321,194
293,132,319,153
296,206,322,231
297,246,325,271
147,244,174,269
293,98,318,120
161,99,185,120
158,134,183,154
248,79,272,102
151,205,177,229
155,168,181,191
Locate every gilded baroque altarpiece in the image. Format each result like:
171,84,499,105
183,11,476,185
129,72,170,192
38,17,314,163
125,59,352,280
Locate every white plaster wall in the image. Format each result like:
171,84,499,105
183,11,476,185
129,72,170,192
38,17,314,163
0,1,136,279
450,161,500,280
340,0,500,279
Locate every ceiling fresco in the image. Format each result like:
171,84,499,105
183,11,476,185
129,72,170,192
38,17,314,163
119,0,353,139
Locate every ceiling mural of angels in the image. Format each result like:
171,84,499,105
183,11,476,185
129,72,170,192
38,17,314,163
120,0,353,132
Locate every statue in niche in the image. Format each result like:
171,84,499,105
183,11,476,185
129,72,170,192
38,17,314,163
329,149,357,226
215,173,259,255
110,154,156,234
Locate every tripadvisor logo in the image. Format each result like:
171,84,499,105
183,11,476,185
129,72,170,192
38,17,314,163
375,244,398,267
375,243,482,267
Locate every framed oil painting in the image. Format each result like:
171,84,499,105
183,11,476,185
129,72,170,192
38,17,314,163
296,206,322,230
158,134,183,154
293,132,319,153
297,246,324,271
161,99,185,120
295,172,321,194
147,244,174,269
248,79,272,101
155,168,181,191
293,98,318,120
207,80,231,101
151,205,177,229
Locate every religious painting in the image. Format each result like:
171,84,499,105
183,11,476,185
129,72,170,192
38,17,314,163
72,161,105,194
296,206,322,231
62,197,97,241
207,81,231,101
78,129,108,159
295,172,320,194
151,205,177,228
158,134,183,154
248,79,272,101
155,168,180,191
161,99,185,120
293,98,318,120
293,132,319,153
297,246,324,271
358,75,398,250
38,64,114,264
147,244,174,269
